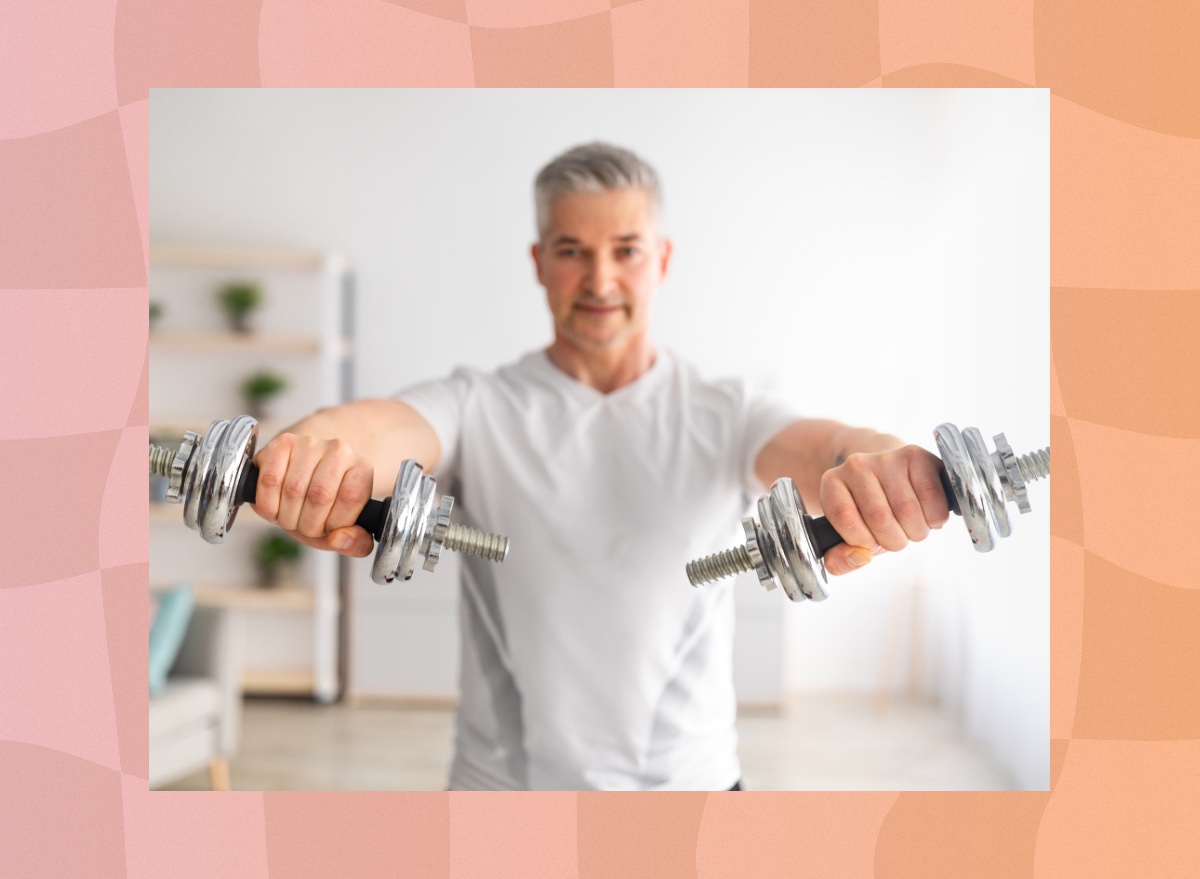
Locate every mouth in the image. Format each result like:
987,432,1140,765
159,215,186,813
574,301,625,316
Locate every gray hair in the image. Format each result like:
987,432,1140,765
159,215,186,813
534,142,662,239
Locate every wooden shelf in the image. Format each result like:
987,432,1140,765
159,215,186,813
195,584,320,612
151,581,328,612
150,246,348,273
149,504,276,528
149,330,342,355
242,667,315,695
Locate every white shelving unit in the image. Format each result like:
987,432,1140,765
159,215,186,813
149,246,353,703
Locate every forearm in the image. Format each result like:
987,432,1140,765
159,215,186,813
755,419,904,512
828,423,905,465
277,398,441,496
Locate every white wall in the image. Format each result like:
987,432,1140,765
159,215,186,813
151,89,1048,788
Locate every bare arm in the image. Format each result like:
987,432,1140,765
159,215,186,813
754,418,948,576
276,398,441,497
755,419,903,512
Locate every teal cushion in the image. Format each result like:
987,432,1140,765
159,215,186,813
149,583,194,697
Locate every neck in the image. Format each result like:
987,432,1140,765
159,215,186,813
545,336,657,394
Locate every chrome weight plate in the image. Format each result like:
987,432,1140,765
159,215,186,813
757,477,829,602
182,416,258,544
371,460,437,584
935,422,1006,553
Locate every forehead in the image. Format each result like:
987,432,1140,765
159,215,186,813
543,188,658,238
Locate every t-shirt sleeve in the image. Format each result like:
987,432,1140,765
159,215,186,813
737,384,804,499
392,369,474,481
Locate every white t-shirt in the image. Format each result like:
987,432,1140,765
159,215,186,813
394,348,800,790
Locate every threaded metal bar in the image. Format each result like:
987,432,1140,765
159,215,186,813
149,444,174,477
1016,447,1050,483
444,524,509,562
686,545,754,586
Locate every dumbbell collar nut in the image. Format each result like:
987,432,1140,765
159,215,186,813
741,517,776,591
165,430,199,504
421,495,455,573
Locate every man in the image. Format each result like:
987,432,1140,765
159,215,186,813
250,143,949,790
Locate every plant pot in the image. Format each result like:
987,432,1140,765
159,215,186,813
258,562,298,589
228,312,253,334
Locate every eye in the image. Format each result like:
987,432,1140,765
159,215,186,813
616,246,639,258
556,247,580,258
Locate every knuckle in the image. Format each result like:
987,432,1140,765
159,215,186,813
842,452,869,473
825,501,859,529
915,477,944,502
893,498,922,523
864,505,894,532
305,482,336,507
820,469,841,493
273,433,298,453
338,480,370,507
281,479,308,502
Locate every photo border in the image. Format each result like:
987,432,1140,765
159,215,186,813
2,3,1197,875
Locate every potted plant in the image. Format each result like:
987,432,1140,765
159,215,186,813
149,300,164,333
217,280,263,334
255,533,304,588
242,369,288,420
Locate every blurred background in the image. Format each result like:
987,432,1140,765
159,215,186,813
148,88,1048,791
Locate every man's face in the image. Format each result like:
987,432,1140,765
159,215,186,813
532,188,671,353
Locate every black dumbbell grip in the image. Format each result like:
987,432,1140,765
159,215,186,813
237,463,390,542
807,465,961,557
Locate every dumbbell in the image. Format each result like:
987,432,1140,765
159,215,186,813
686,423,1049,602
148,415,509,584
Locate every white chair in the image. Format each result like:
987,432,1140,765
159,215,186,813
149,604,244,790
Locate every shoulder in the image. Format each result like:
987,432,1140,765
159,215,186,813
413,351,557,409
666,351,802,426
402,352,537,392
665,350,753,405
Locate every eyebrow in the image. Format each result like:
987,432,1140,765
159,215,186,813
550,234,644,246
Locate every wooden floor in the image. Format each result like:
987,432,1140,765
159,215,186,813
163,693,1012,791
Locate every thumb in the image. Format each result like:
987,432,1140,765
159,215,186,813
327,526,374,558
823,544,875,577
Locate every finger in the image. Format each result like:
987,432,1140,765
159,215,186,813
907,448,951,530
249,435,294,523
823,543,875,576
326,526,375,558
820,467,877,551
276,440,323,533
832,456,910,552
282,526,373,558
853,468,910,552
325,458,374,533
296,442,354,539
877,465,931,544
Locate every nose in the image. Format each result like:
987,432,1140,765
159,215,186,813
585,253,618,298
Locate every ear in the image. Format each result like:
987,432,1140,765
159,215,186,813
530,242,544,284
658,237,673,282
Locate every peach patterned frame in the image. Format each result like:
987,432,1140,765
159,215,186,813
1,0,1198,875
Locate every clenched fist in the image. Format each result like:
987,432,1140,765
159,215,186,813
250,433,377,558
818,445,949,576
